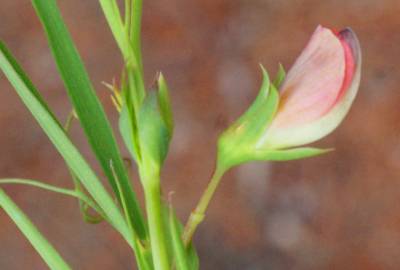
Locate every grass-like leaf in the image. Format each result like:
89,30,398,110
99,0,135,62
31,0,146,239
168,208,190,270
0,188,72,270
0,42,131,244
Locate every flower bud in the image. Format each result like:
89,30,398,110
119,73,173,170
218,26,361,169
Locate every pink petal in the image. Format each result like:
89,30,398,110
335,29,356,102
271,25,346,128
257,27,361,150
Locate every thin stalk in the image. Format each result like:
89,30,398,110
64,110,103,223
130,0,143,73
142,174,169,270
0,179,103,217
125,0,145,104
182,165,226,246
99,0,135,64
125,0,132,27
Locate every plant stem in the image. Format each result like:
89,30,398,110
143,174,170,270
182,165,226,246
0,179,103,217
128,0,145,103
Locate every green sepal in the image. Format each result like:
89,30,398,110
273,63,286,88
218,66,279,170
231,65,271,127
157,73,174,135
120,73,173,171
138,91,172,170
119,104,140,162
253,147,334,161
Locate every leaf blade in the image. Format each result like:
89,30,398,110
31,0,146,239
0,188,72,270
169,208,190,270
0,42,131,244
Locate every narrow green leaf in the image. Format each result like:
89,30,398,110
130,0,143,69
0,42,131,244
109,162,154,270
187,244,200,270
31,0,146,239
132,239,153,270
98,0,136,63
0,189,72,270
162,204,199,270
169,207,190,270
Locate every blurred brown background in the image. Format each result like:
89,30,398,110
1,0,400,269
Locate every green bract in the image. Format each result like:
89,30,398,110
218,66,329,171
120,73,173,172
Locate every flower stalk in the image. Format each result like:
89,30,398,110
182,165,226,246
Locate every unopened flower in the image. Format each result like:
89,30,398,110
218,25,361,169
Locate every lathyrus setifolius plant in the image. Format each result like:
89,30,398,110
182,25,361,244
0,0,361,269
0,1,197,270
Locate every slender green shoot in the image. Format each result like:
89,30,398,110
0,189,72,270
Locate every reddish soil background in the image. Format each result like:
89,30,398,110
1,1,400,269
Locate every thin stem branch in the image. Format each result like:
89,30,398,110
0,179,103,216
182,165,226,246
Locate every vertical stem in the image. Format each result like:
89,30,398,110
124,0,132,26
131,0,143,72
143,173,170,270
130,0,145,102
126,0,145,108
182,165,226,246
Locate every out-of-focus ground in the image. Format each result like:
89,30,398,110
1,0,400,269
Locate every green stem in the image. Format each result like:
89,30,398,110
131,0,143,72
0,179,103,217
143,174,169,270
126,0,145,104
182,165,226,246
124,0,132,27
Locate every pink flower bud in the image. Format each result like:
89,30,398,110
258,25,361,149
